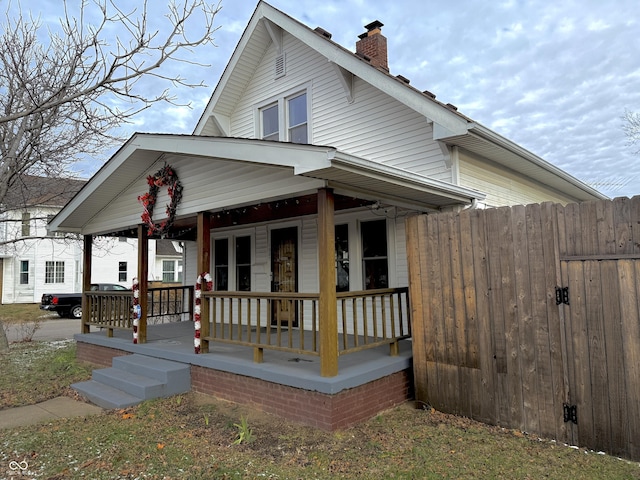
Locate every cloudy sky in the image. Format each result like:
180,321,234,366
24,0,640,198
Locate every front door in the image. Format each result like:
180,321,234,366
271,227,298,327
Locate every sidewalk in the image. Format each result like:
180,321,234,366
0,397,104,429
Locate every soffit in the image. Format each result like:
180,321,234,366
50,134,484,234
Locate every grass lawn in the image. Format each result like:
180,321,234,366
1,340,639,479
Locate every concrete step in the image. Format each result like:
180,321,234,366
71,380,143,409
72,354,191,409
112,354,191,395
92,367,166,400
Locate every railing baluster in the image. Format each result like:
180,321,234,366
372,295,378,341
312,299,317,352
352,297,358,347
382,293,388,339
362,297,368,344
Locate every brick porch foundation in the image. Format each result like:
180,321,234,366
191,365,413,430
76,342,414,430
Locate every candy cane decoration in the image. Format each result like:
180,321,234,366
132,278,140,344
194,272,212,353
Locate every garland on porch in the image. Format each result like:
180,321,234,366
194,272,212,354
137,163,183,238
132,278,140,344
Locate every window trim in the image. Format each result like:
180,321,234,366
212,230,254,292
45,260,65,284
162,260,176,283
21,212,30,237
19,260,29,285
119,261,127,283
255,83,312,143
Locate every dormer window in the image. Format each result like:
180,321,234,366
258,87,310,144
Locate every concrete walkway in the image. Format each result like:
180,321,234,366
0,397,104,430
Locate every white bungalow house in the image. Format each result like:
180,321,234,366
0,175,182,305
48,2,605,429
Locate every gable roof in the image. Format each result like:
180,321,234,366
194,1,605,202
3,175,86,210
49,134,484,235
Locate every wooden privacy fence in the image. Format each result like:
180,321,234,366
406,197,640,461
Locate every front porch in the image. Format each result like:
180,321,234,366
75,321,414,430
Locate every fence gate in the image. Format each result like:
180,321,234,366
407,197,640,461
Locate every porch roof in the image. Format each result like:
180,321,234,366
49,134,485,235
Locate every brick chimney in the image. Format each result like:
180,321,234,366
355,20,388,71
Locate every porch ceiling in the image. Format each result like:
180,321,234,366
49,134,484,237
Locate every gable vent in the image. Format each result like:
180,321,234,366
275,52,286,79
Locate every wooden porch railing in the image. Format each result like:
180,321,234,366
337,287,411,356
83,286,411,359
200,287,411,360
84,285,193,336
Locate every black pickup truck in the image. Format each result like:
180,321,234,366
40,283,129,319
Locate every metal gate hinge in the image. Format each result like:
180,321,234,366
555,286,570,305
563,403,577,424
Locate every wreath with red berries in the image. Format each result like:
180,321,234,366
138,164,183,237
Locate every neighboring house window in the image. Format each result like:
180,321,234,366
214,238,229,291
177,260,183,283
119,262,127,282
162,260,176,283
258,89,309,144
236,236,251,291
45,261,65,284
361,220,388,289
335,224,349,292
21,212,30,237
19,260,29,285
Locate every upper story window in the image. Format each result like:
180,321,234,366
258,89,309,144
261,104,279,141
287,93,307,143
21,212,30,237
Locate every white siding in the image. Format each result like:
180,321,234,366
459,151,576,207
83,156,323,235
224,31,452,182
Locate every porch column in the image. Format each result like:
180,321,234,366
81,235,92,334
318,188,338,377
137,225,149,343
197,212,211,353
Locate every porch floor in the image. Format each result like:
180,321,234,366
74,321,413,395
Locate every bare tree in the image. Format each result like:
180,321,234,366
623,110,640,153
0,0,221,353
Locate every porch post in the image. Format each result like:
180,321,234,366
197,212,211,353
137,225,149,343
81,235,92,334
318,188,338,377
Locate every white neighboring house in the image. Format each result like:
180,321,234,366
0,176,181,304
151,240,184,283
